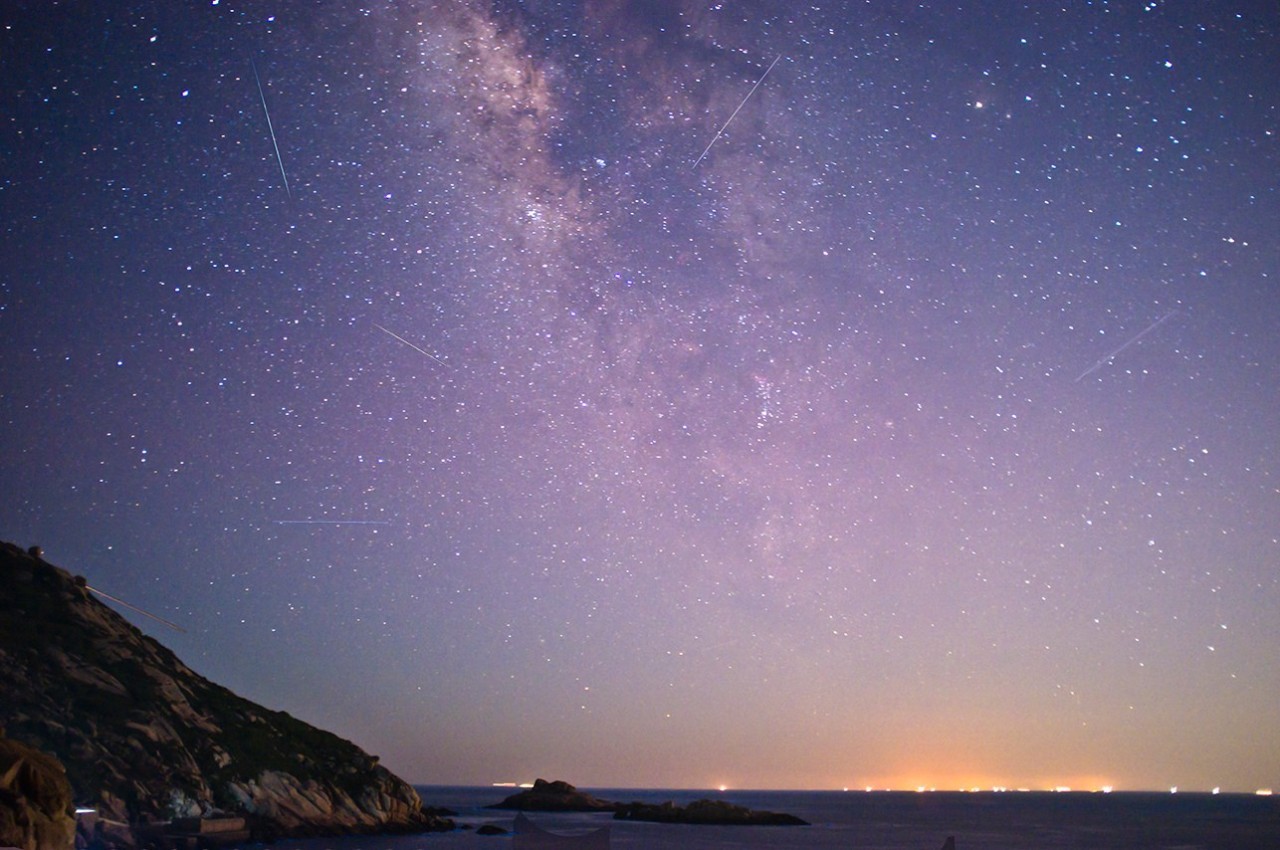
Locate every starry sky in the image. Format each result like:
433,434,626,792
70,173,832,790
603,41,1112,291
2,1,1278,793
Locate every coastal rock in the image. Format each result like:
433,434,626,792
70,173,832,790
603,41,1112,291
613,798,809,826
0,733,77,850
223,768,433,835
0,541,454,847
487,779,616,812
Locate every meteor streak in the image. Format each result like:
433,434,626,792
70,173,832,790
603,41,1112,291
251,59,291,198
693,54,782,168
374,323,449,368
86,585,186,633
1075,309,1178,382
272,520,392,526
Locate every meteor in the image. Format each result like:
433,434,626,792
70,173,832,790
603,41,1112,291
251,59,291,198
1075,309,1178,382
693,54,782,168
271,520,392,526
86,585,186,633
374,322,449,368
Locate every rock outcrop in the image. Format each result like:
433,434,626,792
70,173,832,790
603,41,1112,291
487,779,617,812
0,733,77,850
0,542,453,846
487,779,808,827
613,798,809,826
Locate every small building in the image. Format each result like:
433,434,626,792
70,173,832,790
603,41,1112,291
165,816,252,848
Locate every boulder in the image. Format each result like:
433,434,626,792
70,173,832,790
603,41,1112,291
0,733,77,850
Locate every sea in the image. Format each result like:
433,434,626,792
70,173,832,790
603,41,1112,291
251,786,1280,850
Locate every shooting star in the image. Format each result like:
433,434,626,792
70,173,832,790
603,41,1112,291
272,520,392,526
251,59,291,198
1075,309,1178,382
374,322,449,368
693,54,782,169
86,585,186,633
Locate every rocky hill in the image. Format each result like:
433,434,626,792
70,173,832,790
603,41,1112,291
488,778,617,812
488,779,808,827
0,541,452,847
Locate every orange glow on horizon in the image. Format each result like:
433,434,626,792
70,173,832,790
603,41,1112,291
853,773,1122,794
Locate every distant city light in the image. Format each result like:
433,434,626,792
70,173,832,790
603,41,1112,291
1258,789,1274,796
846,781,1144,795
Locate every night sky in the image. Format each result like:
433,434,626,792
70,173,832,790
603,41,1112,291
2,1,1278,793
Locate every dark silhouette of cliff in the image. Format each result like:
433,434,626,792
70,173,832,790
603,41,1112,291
0,541,452,846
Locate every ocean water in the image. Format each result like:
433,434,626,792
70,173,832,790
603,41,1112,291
256,787,1280,850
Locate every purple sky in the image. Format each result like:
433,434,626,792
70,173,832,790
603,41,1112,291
2,1,1277,792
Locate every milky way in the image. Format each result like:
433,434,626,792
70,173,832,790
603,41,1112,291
2,1,1277,791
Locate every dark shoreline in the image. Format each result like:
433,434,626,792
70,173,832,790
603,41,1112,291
181,788,1280,850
